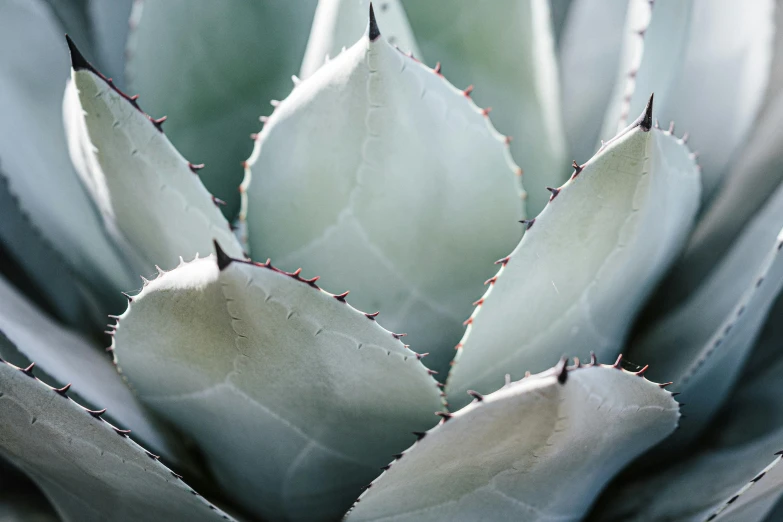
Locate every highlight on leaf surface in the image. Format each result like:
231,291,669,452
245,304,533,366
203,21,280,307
346,359,680,521
242,10,524,376
112,243,443,522
63,36,244,275
446,96,701,408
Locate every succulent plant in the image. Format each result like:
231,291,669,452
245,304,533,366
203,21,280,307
1,0,783,520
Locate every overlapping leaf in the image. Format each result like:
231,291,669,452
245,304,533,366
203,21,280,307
300,0,420,79
126,0,317,216
0,0,135,315
447,100,701,408
243,16,523,375
403,0,566,214
0,355,234,522
64,37,243,274
347,361,679,521
112,247,443,521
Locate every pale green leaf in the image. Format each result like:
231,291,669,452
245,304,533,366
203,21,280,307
558,0,629,165
0,357,235,522
598,0,691,145
126,0,317,217
403,0,566,214
300,0,421,79
656,1,783,302
0,0,135,300
628,186,783,449
347,362,679,521
591,318,783,522
601,0,775,197
447,101,701,409
243,23,523,375
0,274,181,462
112,249,444,521
64,38,244,274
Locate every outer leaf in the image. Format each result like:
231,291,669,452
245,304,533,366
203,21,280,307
243,20,523,375
346,361,680,521
0,357,234,522
590,316,783,522
627,187,783,448
112,249,444,522
0,274,180,462
0,172,104,327
598,0,689,145
402,0,566,215
0,0,135,301
88,0,133,85
655,2,783,303
447,100,701,409
558,0,629,165
0,457,58,522
126,0,317,216
300,0,421,79
601,0,774,196
64,37,244,273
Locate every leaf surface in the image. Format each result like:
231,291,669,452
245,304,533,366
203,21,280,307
0,0,135,301
0,357,234,522
0,274,180,462
403,0,566,214
126,0,317,216
628,184,783,448
447,101,701,408
300,0,420,79
243,22,523,375
347,362,679,521
64,37,244,273
113,248,443,521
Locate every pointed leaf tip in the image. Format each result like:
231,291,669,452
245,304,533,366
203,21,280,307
636,93,654,132
64,34,92,72
368,3,381,41
213,240,233,271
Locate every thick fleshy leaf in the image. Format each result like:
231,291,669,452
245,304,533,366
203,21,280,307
126,0,317,217
402,0,566,214
0,274,180,462
243,22,523,375
446,101,701,408
627,185,783,448
598,0,690,146
600,0,774,196
0,171,103,327
0,357,234,522
64,37,244,274
558,0,629,165
590,316,783,522
0,0,135,303
112,249,444,522
300,0,420,79
346,361,680,521
655,1,783,303
88,0,133,85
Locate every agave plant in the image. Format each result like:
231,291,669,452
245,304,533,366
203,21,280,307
1,0,783,520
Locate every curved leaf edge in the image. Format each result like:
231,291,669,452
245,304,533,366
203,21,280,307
345,353,681,517
108,241,447,408
0,355,236,521
65,34,238,242
446,107,700,385
238,21,528,245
